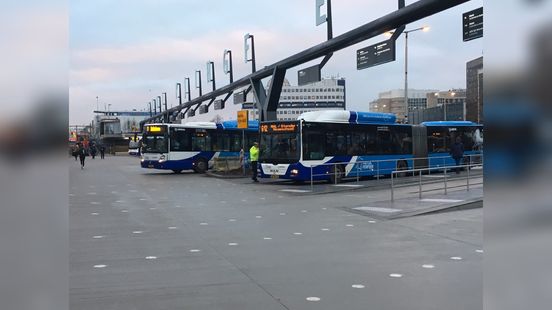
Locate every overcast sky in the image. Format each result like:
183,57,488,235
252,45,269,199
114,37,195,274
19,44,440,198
69,0,483,124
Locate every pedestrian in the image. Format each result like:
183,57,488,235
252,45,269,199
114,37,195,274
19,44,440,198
72,145,79,161
249,141,259,182
450,136,464,174
90,144,97,159
78,143,87,169
100,145,105,159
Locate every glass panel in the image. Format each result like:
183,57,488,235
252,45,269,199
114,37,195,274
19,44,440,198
260,133,300,162
142,134,168,153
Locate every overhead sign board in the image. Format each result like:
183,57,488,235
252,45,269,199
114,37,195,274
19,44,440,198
199,105,209,114
237,110,248,129
214,99,224,110
187,109,196,117
357,39,396,70
233,91,246,104
463,7,483,42
298,64,321,86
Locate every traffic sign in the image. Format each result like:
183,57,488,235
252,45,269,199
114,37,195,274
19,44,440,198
463,7,483,42
298,64,321,86
237,110,248,129
357,39,396,70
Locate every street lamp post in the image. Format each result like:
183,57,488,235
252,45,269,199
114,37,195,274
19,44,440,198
148,102,152,117
163,92,168,122
244,33,256,73
402,26,429,123
157,95,162,122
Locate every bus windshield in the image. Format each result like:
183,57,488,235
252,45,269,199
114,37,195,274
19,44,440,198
142,125,168,153
260,122,300,163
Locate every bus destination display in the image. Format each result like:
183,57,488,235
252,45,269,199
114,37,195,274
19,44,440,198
260,122,298,133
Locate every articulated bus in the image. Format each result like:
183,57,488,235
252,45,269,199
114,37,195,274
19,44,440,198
141,120,259,173
259,110,483,183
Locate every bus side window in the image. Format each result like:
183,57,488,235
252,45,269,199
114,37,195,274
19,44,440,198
305,133,325,160
377,130,392,154
191,131,206,151
325,132,337,155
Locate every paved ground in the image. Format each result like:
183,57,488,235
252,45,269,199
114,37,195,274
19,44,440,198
70,156,482,310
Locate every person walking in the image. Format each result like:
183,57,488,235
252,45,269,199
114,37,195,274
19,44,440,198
450,136,464,174
99,145,106,159
78,143,87,169
249,142,260,182
90,144,97,159
72,145,79,161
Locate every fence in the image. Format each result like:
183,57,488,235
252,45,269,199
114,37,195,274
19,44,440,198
390,159,483,201
308,154,483,192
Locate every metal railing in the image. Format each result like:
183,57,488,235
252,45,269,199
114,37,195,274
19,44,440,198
307,153,483,191
390,160,483,201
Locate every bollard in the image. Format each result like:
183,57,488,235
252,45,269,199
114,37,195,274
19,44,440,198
467,162,470,191
444,167,448,195
334,163,338,185
310,165,313,192
419,170,422,199
356,162,360,183
391,172,394,201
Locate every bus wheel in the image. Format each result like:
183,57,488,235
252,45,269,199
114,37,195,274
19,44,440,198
193,158,208,173
329,165,344,184
396,160,408,177
172,170,182,174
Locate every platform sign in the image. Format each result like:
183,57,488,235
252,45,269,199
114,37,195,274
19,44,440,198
298,64,321,86
357,39,396,70
237,110,248,129
463,7,483,42
214,99,224,110
199,105,209,114
233,91,246,104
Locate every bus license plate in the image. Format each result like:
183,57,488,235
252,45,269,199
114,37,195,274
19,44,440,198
271,175,279,179
148,164,154,168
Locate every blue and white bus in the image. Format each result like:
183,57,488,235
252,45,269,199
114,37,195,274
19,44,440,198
141,120,259,173
258,111,482,182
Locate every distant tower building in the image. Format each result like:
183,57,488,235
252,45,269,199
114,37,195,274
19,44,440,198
466,57,483,123
369,89,438,120
242,77,346,121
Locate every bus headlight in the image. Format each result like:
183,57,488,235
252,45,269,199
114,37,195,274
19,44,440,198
290,169,299,176
158,155,166,163
140,155,145,162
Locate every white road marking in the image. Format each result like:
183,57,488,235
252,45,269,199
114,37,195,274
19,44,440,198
279,189,311,193
368,220,377,223
422,264,435,269
139,198,147,201
420,198,463,203
263,237,272,240
228,243,238,246
354,207,402,213
228,219,236,222
293,232,303,235
68,194,75,197
333,184,362,187
149,207,157,210
322,207,327,210
346,224,355,227
389,273,403,278
306,297,320,301
200,222,208,225
92,235,104,239
352,284,365,288
321,228,330,231
476,249,484,253
145,256,157,260
279,213,286,216
90,202,100,205
93,264,107,268
189,249,201,253
121,210,128,213
301,210,307,213
91,213,99,215
450,256,463,260
255,215,262,219
168,227,178,230
132,231,143,234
